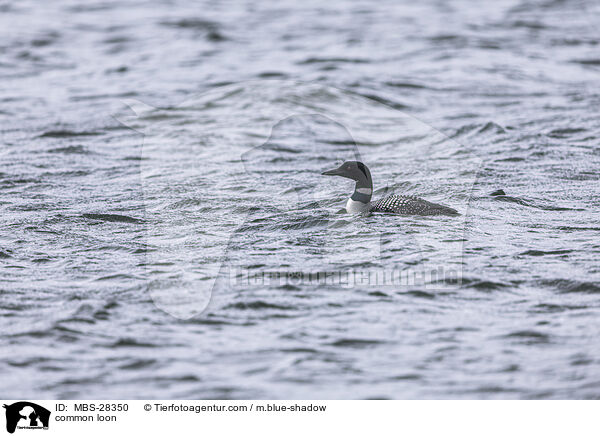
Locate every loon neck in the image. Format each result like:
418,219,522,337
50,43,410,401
350,186,372,203
346,179,373,213
351,176,373,202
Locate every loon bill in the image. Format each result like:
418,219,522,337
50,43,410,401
321,161,459,216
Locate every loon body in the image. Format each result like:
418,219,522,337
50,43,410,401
322,161,458,216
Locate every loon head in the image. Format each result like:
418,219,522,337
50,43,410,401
321,161,372,186
321,161,373,213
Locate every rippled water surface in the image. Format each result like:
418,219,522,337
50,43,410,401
1,0,600,399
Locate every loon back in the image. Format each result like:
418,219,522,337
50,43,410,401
370,194,458,215
321,161,458,216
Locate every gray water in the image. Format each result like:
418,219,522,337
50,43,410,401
1,0,600,399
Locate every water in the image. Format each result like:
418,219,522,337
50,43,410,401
1,0,600,399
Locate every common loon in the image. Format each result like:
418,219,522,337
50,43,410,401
322,161,458,216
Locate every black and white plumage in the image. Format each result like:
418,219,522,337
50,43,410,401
369,194,458,215
322,161,458,216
